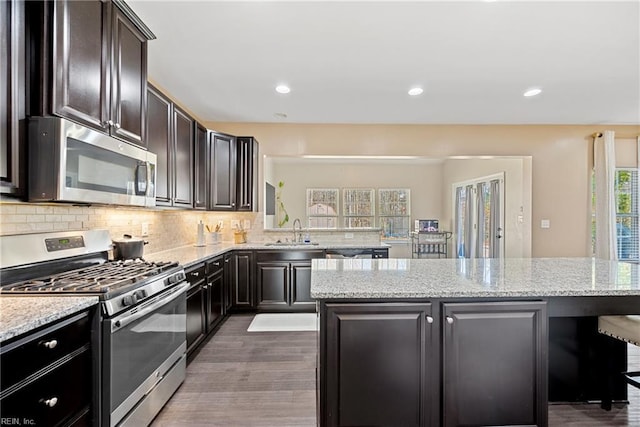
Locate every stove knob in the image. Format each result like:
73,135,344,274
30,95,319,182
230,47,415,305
135,289,148,299
122,294,138,307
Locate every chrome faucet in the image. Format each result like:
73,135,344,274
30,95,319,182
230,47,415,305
293,218,302,243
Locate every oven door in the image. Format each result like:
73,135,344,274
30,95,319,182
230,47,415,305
103,282,188,426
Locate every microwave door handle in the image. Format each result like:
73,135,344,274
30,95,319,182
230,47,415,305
134,162,148,195
146,161,152,196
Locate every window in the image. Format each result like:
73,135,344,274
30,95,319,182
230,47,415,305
343,189,375,228
615,169,639,261
378,189,411,238
306,189,339,229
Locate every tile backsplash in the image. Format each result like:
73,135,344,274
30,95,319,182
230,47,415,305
0,201,383,255
0,201,261,254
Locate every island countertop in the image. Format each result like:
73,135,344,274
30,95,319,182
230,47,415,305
310,257,640,299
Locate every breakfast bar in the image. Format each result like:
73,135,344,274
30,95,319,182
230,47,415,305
311,257,640,427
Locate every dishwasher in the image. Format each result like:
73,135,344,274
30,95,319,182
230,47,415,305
325,249,373,259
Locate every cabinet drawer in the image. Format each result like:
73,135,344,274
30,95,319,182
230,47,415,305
0,348,92,427
1,312,90,390
256,250,325,262
206,257,224,275
186,263,206,285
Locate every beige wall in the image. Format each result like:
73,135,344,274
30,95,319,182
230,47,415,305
269,160,443,230
206,122,640,257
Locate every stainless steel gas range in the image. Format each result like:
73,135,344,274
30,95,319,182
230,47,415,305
0,230,188,427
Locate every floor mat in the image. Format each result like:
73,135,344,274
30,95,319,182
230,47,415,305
247,313,318,332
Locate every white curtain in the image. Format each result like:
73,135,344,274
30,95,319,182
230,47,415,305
594,130,617,260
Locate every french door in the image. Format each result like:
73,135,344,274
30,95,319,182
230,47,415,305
454,173,505,258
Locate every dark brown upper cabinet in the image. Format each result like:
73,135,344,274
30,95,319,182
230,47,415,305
209,133,259,212
209,132,237,211
27,0,154,148
172,105,194,206
194,125,208,210
1,0,26,196
147,85,194,208
236,137,259,211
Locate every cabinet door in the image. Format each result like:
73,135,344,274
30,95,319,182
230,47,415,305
207,271,224,331
172,106,193,206
223,254,232,313
111,6,147,147
51,0,109,132
146,86,172,205
194,125,208,209
231,251,254,309
186,281,206,358
324,303,433,427
209,132,236,210
290,262,314,309
256,262,289,309
236,137,257,211
442,301,547,427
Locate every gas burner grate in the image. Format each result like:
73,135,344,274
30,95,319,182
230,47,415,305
2,260,178,293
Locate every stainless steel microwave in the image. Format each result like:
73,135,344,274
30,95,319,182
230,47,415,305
28,117,156,207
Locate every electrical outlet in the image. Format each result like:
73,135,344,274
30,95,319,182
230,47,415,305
345,232,354,239
231,220,240,229
243,219,251,230
141,222,149,237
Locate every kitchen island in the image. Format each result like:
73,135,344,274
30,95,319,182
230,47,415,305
311,257,640,427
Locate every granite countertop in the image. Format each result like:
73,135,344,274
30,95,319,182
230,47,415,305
310,257,640,299
0,296,99,343
144,242,391,269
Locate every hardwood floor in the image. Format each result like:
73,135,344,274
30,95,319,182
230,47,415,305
153,314,640,427
151,315,317,426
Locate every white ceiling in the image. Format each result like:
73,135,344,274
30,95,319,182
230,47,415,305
128,0,640,125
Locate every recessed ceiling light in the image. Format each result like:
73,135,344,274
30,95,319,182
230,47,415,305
523,88,542,97
275,85,291,94
274,112,288,119
408,87,423,96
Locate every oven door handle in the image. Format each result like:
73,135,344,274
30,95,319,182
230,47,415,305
110,282,188,332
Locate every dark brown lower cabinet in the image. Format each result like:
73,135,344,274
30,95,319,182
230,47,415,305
256,250,324,312
323,303,434,427
185,264,206,359
442,301,548,427
319,300,548,427
229,251,255,311
206,257,225,331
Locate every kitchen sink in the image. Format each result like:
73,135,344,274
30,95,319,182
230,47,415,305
264,242,320,246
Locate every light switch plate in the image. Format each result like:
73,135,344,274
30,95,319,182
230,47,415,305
141,223,149,237
345,233,354,239
541,219,550,229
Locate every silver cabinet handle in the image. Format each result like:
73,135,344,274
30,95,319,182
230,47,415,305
446,316,454,324
201,285,207,290
191,271,200,277
114,123,121,129
42,339,58,349
224,259,230,263
104,120,114,127
426,316,433,324
43,397,58,407
212,262,221,266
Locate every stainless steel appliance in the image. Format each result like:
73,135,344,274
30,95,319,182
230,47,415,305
27,117,157,207
0,230,187,427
